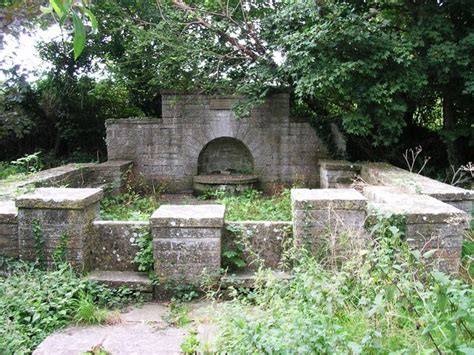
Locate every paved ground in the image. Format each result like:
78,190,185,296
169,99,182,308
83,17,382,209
34,301,219,355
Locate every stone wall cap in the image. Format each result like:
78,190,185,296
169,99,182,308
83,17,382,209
319,159,361,171
150,204,225,228
361,162,474,201
93,160,133,168
291,188,367,210
16,188,103,209
0,200,17,223
363,186,470,224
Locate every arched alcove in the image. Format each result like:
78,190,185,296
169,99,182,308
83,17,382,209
197,137,254,175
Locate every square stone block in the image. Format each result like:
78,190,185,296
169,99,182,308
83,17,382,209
150,204,225,228
291,188,367,210
16,188,103,209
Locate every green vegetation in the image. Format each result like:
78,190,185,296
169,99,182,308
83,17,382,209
202,188,292,221
0,260,142,354
215,216,474,353
100,190,159,221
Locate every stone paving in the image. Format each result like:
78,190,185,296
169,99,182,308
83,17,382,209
34,302,219,355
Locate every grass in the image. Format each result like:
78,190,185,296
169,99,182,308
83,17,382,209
100,190,159,221
209,188,292,221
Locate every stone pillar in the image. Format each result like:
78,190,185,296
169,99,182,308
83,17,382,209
0,201,18,258
319,160,361,189
16,188,103,270
150,204,225,282
291,188,367,257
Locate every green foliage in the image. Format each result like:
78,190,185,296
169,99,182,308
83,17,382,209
0,262,141,354
133,228,154,273
222,224,247,271
200,188,292,221
52,232,69,265
165,302,192,328
215,215,474,353
100,191,159,221
73,292,108,325
180,329,200,354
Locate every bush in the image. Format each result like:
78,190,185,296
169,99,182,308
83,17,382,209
100,191,159,221
215,216,474,353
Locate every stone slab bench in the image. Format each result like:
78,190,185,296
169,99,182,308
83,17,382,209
150,204,225,282
361,162,474,214
363,186,470,273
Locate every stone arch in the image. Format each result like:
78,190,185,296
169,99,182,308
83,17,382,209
197,137,255,175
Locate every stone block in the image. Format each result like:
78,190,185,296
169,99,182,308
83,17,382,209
151,204,224,282
291,188,367,259
291,188,367,211
16,188,102,270
150,204,225,228
319,160,361,189
364,186,470,274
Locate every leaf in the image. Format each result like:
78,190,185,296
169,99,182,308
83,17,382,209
423,249,437,259
72,13,86,60
40,5,53,14
84,9,98,34
50,0,66,17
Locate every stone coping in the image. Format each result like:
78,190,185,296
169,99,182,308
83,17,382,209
193,175,259,185
363,186,470,225
319,159,361,171
291,188,367,210
361,162,474,202
91,160,133,168
93,220,149,226
0,200,17,223
150,204,225,228
106,118,161,125
16,188,103,209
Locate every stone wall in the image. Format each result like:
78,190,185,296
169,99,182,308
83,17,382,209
223,221,293,272
319,160,361,189
106,94,330,191
90,221,148,271
363,186,469,273
0,201,18,258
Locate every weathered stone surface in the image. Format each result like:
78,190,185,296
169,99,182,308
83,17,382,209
88,270,153,293
291,188,367,210
16,188,103,209
319,160,361,189
363,186,469,225
150,204,225,228
223,221,293,271
106,94,331,192
291,188,367,258
0,200,17,223
16,188,102,270
90,221,148,271
86,160,133,196
152,204,224,281
364,186,470,274
361,162,474,214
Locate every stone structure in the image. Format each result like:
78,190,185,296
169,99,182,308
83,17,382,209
319,160,361,188
223,221,293,272
361,162,474,214
291,188,367,256
16,188,103,270
90,221,148,271
363,186,470,273
106,93,330,191
0,201,18,258
150,204,225,281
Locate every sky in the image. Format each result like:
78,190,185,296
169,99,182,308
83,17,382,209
0,25,62,82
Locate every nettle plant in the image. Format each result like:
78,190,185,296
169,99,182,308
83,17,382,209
215,214,474,353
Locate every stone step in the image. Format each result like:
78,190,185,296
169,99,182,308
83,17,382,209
221,270,292,289
88,270,153,300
